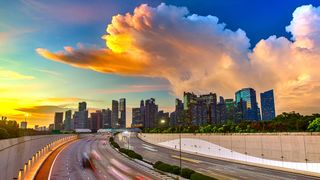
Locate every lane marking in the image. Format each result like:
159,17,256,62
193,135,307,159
143,146,158,152
142,143,155,148
171,155,202,164
48,140,79,180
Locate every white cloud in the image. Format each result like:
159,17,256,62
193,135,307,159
37,3,320,114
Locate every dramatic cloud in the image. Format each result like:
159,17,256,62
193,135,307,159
16,105,67,114
94,84,170,94
37,3,320,114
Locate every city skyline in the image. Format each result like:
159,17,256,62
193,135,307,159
2,0,320,128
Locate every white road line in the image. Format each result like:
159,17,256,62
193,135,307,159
143,146,158,152
48,141,76,180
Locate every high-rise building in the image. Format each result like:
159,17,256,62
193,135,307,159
90,110,103,131
157,110,169,127
79,102,87,111
169,111,176,126
112,100,119,128
131,108,142,128
260,89,276,120
64,110,72,131
235,88,259,121
54,112,63,130
225,99,235,122
199,93,217,124
102,108,112,128
217,96,227,124
73,110,88,129
73,102,88,129
119,98,126,128
144,98,158,128
183,92,218,126
140,100,145,127
20,121,27,129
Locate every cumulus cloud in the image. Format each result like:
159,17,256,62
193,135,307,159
37,3,320,114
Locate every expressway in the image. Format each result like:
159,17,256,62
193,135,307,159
46,134,171,180
116,133,320,180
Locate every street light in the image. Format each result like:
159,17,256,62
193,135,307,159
123,130,130,149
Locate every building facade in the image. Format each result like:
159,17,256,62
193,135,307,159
132,108,142,128
260,89,276,120
102,108,112,128
144,98,158,128
235,88,260,121
119,98,126,128
54,112,63,130
111,100,119,128
64,110,72,131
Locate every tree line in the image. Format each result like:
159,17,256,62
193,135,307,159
0,118,51,139
143,112,320,133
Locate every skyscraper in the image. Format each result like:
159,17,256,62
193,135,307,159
64,110,72,131
119,98,126,128
157,110,169,127
225,99,235,122
217,96,227,124
260,89,276,120
74,102,88,129
144,98,158,128
235,88,259,121
79,102,87,111
183,92,217,125
54,112,63,130
131,108,142,128
140,100,145,127
102,108,112,128
112,100,119,128
90,110,103,131
173,98,184,126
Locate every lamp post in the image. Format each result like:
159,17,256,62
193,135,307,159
123,131,130,149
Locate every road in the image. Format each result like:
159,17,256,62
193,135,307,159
48,134,169,180
116,132,320,180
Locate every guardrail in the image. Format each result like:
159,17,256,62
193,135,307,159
15,135,77,180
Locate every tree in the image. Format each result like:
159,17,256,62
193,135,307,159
308,118,320,132
0,128,9,139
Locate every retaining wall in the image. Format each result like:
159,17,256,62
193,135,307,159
138,133,320,174
0,134,74,180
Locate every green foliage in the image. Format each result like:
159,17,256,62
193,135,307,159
153,161,181,175
180,168,195,179
308,118,320,132
0,128,9,139
142,112,320,133
190,173,217,180
118,148,143,160
0,119,51,139
109,137,120,149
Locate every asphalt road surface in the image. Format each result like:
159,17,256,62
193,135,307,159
116,132,320,180
49,134,168,180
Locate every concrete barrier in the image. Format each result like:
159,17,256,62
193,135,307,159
0,134,76,180
138,133,320,174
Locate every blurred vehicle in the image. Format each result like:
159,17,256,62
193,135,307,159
81,153,92,169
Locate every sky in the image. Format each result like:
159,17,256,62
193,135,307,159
1,0,320,128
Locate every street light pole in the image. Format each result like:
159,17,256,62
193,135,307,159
179,124,182,172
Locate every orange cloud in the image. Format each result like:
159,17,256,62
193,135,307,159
94,84,170,94
37,3,320,114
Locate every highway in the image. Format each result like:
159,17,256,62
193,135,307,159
116,132,320,180
48,134,170,180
